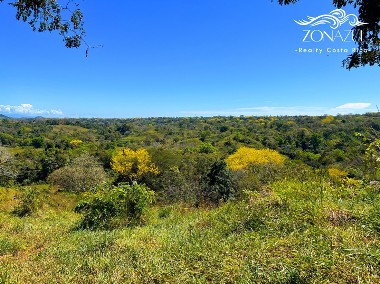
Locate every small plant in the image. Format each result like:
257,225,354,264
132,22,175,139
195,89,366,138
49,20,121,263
12,187,41,217
158,206,172,218
0,237,20,256
75,183,155,229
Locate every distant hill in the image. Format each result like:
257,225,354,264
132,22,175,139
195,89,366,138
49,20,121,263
0,114,44,119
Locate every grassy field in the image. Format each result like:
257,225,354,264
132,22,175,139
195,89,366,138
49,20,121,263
1,180,380,283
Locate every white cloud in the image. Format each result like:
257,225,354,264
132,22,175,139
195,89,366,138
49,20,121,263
0,104,63,117
335,103,371,109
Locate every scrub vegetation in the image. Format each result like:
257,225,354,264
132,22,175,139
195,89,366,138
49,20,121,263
0,113,379,283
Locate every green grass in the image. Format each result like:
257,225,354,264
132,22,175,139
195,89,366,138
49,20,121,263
0,180,380,283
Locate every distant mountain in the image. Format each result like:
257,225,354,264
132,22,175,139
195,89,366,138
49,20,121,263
0,113,45,119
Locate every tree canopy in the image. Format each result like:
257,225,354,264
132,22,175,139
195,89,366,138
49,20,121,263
278,0,380,69
1,0,85,48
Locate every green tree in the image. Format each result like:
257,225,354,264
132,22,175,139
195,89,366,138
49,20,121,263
1,0,86,49
0,146,17,185
48,153,107,192
201,160,234,205
366,139,380,179
278,0,380,69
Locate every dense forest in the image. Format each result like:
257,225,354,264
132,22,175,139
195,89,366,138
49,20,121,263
1,113,379,186
1,113,380,283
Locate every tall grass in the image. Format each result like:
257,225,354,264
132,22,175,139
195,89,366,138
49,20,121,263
0,179,379,283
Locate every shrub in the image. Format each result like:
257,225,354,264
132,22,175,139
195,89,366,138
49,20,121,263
75,183,155,229
201,160,234,205
74,193,118,229
48,153,107,192
0,237,20,256
327,168,348,182
12,187,41,217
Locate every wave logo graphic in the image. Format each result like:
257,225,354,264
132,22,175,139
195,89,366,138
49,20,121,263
295,9,367,29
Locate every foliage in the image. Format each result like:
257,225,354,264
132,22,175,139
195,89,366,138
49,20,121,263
225,147,286,171
365,138,380,179
328,168,348,182
1,177,380,283
75,183,155,229
0,115,379,282
69,139,83,147
0,114,379,189
111,148,159,182
321,115,334,124
201,160,235,204
40,148,68,180
1,0,86,49
48,153,107,192
0,146,17,186
198,142,217,154
278,0,380,69
12,187,41,217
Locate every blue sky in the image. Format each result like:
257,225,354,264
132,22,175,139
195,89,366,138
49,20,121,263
0,0,378,118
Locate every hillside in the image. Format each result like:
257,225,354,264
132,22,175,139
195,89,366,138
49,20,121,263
0,114,379,283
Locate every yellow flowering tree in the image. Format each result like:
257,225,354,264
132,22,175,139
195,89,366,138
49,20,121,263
225,147,286,192
321,115,335,124
70,139,83,147
225,147,286,171
111,148,159,182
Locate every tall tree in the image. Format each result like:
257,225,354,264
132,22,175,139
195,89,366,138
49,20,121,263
278,0,380,69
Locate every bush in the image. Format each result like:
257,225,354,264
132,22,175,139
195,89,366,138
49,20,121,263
12,187,41,217
328,168,348,183
201,160,235,205
48,153,107,192
75,183,155,229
